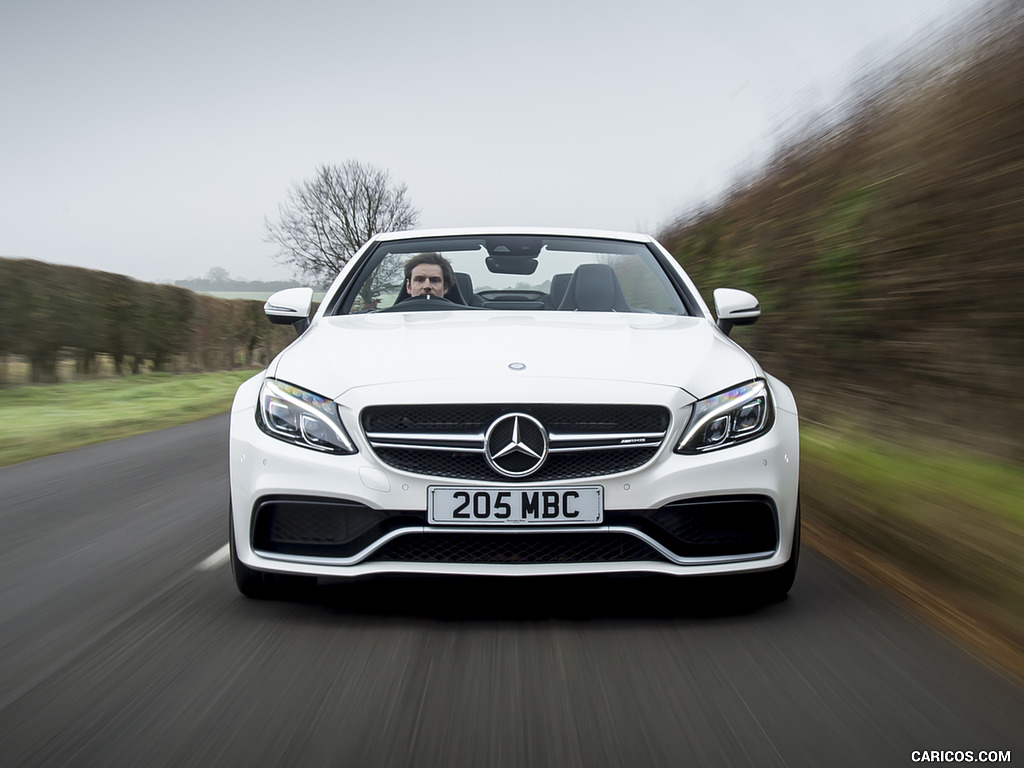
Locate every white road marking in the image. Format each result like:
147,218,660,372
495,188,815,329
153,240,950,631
197,544,230,571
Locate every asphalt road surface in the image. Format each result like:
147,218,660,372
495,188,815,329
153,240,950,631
1,415,1021,767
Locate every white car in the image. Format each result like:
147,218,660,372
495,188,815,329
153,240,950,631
229,228,800,599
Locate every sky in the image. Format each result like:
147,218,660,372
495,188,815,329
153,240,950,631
0,0,984,284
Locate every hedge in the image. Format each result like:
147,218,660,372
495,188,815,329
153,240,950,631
0,258,297,382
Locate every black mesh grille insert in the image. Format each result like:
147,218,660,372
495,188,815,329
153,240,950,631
369,532,666,564
252,499,411,558
613,497,778,558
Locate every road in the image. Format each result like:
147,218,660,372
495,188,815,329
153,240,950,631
0,415,1020,767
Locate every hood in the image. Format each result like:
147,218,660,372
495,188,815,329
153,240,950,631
270,311,759,400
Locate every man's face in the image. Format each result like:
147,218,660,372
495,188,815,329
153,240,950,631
407,263,447,297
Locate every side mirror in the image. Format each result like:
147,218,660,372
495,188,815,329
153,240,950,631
264,287,313,335
713,288,760,337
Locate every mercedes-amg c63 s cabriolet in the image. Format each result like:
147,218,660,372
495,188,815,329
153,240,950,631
228,228,800,600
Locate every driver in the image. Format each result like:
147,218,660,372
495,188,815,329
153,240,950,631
404,252,455,299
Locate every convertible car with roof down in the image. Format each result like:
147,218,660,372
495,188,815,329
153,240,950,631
228,228,800,600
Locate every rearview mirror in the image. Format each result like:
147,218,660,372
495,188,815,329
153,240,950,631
265,287,313,335
713,288,760,337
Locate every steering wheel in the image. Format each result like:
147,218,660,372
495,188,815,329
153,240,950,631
375,295,478,313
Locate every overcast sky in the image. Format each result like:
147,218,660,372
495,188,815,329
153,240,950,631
1,0,982,284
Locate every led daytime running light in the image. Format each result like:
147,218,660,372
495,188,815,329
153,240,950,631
677,379,771,453
258,379,355,454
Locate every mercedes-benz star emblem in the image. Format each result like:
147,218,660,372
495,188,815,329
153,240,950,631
484,413,549,478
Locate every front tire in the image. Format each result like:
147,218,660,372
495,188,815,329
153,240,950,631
230,506,276,599
755,496,801,602
229,504,314,599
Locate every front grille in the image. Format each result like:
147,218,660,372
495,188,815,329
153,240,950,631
363,403,670,481
363,404,669,434
368,532,667,564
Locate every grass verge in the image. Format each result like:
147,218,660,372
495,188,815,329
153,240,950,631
801,426,1024,681
0,370,259,468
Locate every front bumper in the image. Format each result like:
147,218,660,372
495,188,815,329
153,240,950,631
229,376,800,578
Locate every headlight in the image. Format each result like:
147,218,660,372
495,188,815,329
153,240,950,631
256,379,356,454
676,379,773,453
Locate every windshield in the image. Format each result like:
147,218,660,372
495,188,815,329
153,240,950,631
338,235,689,315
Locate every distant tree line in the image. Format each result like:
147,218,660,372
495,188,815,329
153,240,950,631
174,267,300,293
0,258,296,384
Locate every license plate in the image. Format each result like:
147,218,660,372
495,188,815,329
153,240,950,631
429,486,603,525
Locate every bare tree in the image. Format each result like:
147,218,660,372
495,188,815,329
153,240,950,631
265,161,419,287
205,267,231,289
